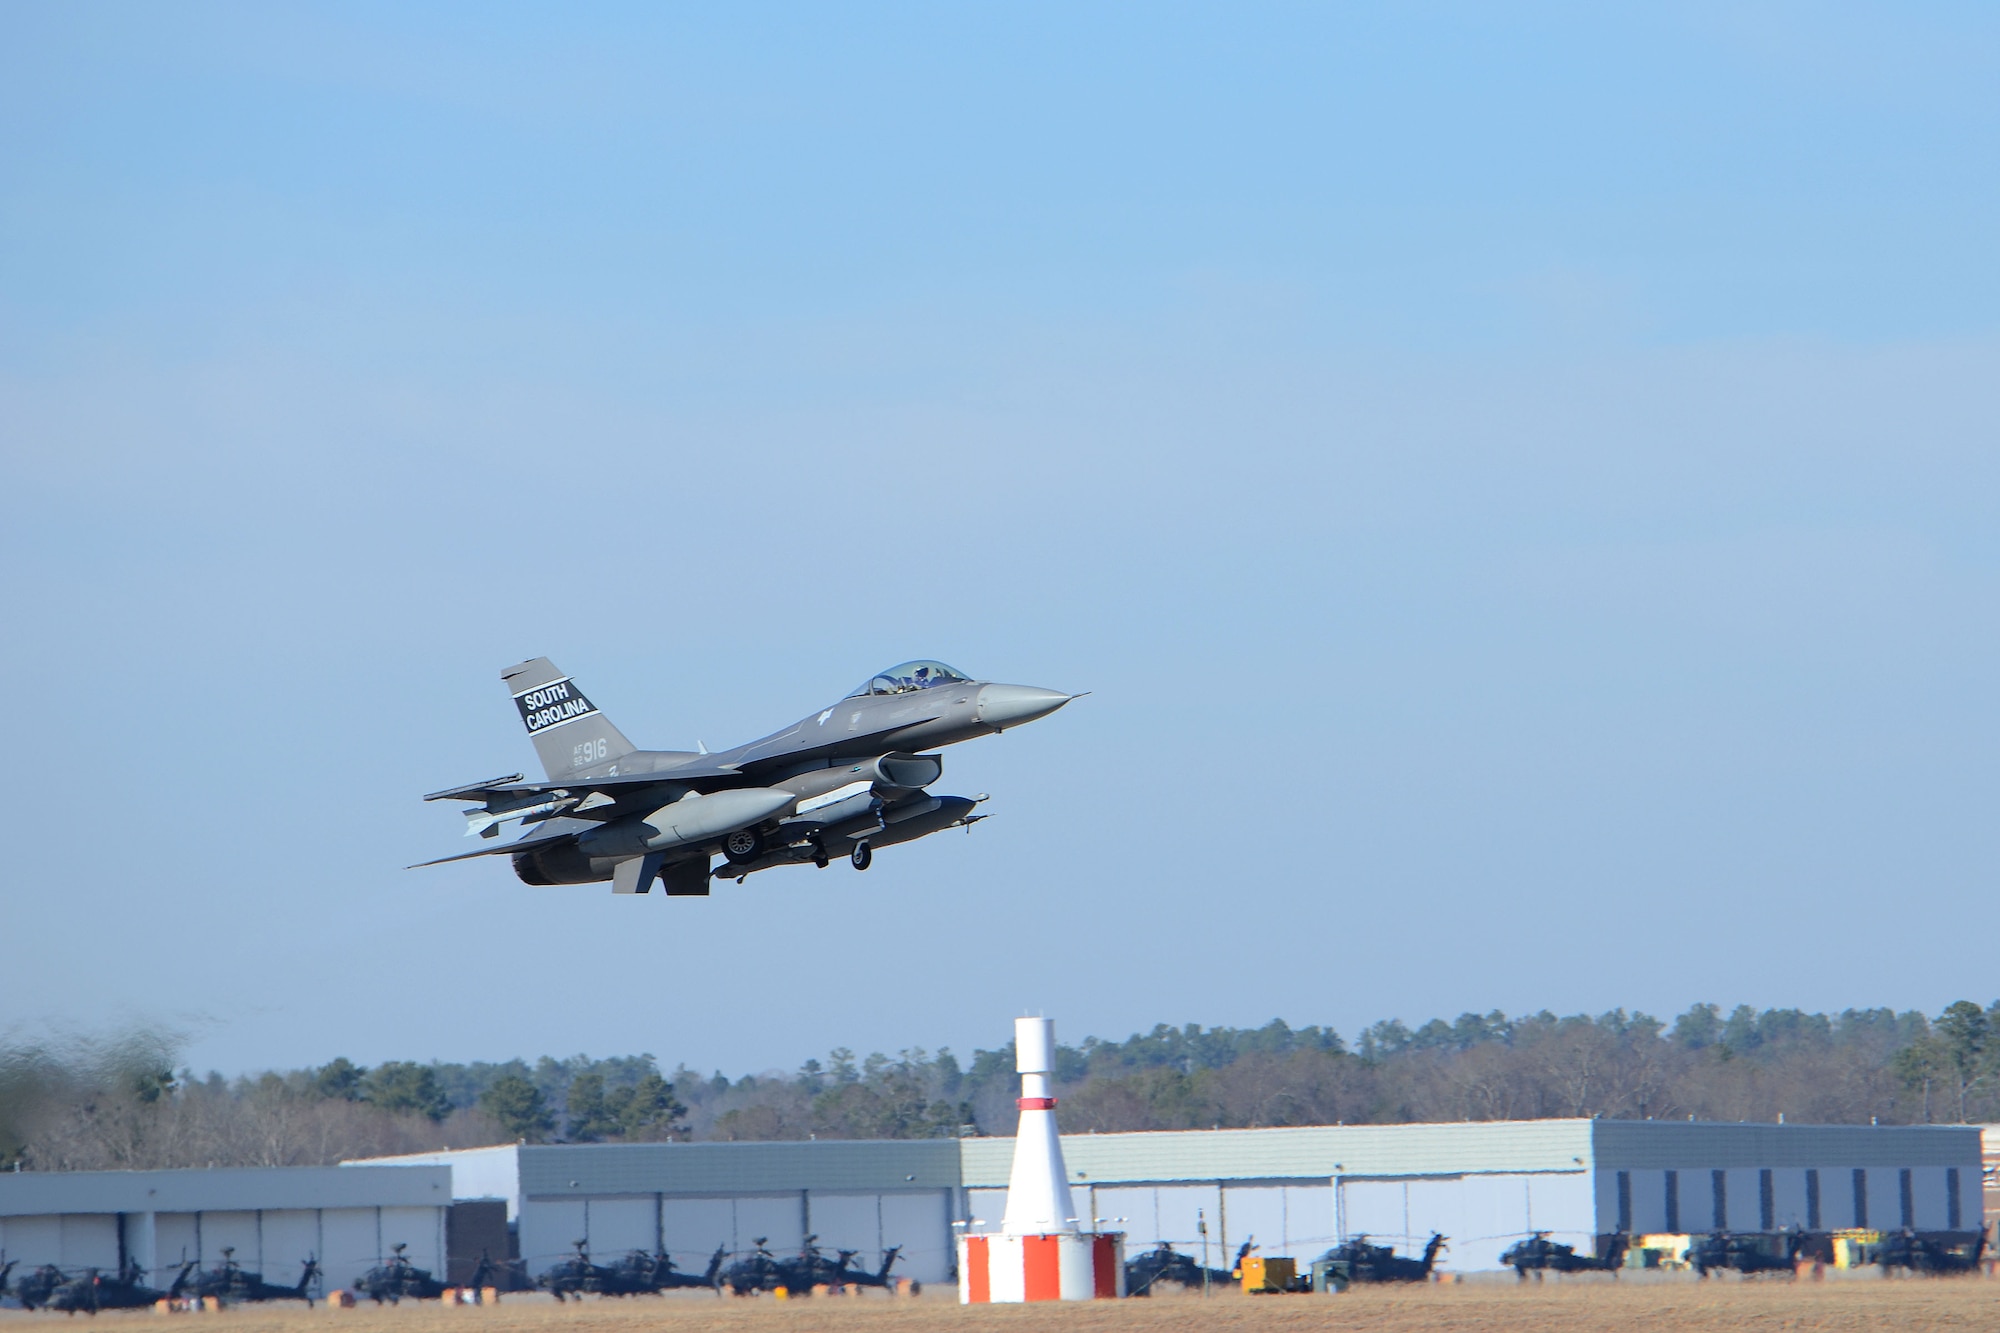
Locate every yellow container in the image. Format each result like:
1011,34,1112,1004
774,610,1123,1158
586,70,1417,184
1240,1255,1297,1293
1635,1235,1692,1269
1831,1230,1881,1270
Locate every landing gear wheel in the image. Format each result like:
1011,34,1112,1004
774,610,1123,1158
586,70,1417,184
811,841,830,870
850,840,872,871
723,827,764,866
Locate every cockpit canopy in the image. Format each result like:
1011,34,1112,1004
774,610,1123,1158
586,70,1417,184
847,660,972,698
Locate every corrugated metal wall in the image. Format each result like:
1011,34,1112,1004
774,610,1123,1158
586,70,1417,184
0,1205,446,1293
515,1189,955,1286
1072,1181,1336,1260
1603,1165,1967,1234
1336,1173,1594,1269
974,1172,1588,1272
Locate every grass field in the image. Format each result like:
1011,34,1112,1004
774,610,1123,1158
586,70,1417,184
8,1278,2000,1333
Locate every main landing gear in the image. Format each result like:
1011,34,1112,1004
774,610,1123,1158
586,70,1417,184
723,827,764,866
850,840,872,871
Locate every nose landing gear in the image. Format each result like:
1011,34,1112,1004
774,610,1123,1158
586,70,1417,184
850,841,872,871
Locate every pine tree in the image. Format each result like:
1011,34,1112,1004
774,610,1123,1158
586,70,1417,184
480,1074,553,1142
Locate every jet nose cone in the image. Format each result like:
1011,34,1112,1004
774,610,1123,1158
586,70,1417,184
976,684,1075,730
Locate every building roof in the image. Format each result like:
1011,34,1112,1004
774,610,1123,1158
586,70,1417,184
963,1120,1600,1186
0,1165,451,1217
1592,1120,1979,1169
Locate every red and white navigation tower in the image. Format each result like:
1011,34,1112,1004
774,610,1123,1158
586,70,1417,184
957,1017,1125,1302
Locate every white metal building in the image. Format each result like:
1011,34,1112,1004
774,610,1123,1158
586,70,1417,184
0,1166,452,1293
370,1118,1981,1278
366,1142,960,1285
966,1120,1982,1271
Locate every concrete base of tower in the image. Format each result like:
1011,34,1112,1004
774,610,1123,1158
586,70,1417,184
958,1232,1127,1302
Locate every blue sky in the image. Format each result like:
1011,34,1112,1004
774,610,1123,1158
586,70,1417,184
3,4,1996,1076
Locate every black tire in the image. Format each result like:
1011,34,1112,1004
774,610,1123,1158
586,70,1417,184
722,827,764,866
851,840,872,871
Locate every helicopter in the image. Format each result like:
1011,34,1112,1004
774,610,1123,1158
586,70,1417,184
1876,1227,1987,1275
537,1242,620,1300
718,1238,789,1295
352,1244,448,1303
1499,1232,1627,1279
1123,1242,1238,1295
832,1245,907,1290
1311,1233,1446,1291
1687,1229,1804,1277
781,1236,866,1292
604,1245,728,1293
717,1236,905,1296
537,1241,715,1299
182,1249,320,1305
45,1259,195,1314
10,1263,69,1310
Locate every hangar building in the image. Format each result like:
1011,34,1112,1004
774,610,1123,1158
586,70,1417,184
0,1165,452,1291
369,1118,1981,1280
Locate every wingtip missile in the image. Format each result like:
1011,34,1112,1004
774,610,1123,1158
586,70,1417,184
423,773,525,802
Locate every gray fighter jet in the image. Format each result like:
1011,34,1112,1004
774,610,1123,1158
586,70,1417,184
414,659,1076,895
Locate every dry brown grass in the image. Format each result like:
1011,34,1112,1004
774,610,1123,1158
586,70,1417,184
8,1278,2000,1333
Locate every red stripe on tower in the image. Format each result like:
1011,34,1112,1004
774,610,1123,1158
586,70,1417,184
1022,1236,1063,1301
1092,1235,1120,1298
964,1236,990,1303
1017,1097,1056,1110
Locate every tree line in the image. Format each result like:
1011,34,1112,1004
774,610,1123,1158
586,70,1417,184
6,999,1999,1170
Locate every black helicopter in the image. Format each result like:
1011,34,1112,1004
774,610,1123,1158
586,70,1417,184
572,1247,726,1296
45,1259,196,1314
1123,1242,1240,1295
1311,1233,1447,1292
1876,1228,1987,1275
716,1236,903,1296
1499,1232,1627,1278
10,1264,70,1310
538,1241,721,1299
788,1237,905,1292
718,1238,794,1295
353,1244,448,1304
608,1245,728,1293
183,1249,320,1305
1688,1229,1804,1277
537,1242,620,1300
833,1245,907,1290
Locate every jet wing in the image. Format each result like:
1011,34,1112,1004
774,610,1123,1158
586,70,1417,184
422,763,742,806
408,822,582,868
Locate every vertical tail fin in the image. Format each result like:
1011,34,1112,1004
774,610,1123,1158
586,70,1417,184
501,658,640,780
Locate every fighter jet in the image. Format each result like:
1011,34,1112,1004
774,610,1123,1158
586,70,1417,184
414,659,1076,895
